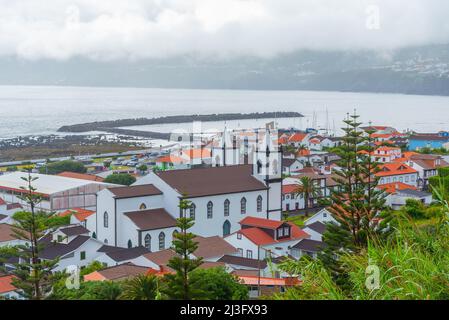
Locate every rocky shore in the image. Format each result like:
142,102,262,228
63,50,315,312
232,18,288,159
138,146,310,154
57,112,303,133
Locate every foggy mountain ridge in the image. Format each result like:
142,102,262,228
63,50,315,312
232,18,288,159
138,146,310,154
1,44,449,96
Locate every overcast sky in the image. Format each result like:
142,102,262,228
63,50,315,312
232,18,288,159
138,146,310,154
1,0,449,61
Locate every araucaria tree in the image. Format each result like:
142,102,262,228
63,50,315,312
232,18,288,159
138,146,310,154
0,170,59,299
163,199,203,300
320,112,391,287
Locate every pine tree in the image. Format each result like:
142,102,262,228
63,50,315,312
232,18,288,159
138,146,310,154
163,198,203,300
0,169,60,299
320,112,391,289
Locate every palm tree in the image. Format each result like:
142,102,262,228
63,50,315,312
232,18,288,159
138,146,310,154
294,176,321,211
120,274,160,300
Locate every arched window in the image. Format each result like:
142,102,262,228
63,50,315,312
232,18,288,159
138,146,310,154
207,201,213,219
190,203,196,220
223,220,231,237
257,195,263,212
139,203,147,210
257,160,262,174
272,159,278,175
144,234,151,251
104,239,108,244
240,197,247,214
224,199,230,216
127,239,132,248
103,211,108,228
159,232,166,250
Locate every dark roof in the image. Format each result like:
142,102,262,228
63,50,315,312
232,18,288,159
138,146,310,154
282,158,297,167
106,246,150,262
97,244,120,253
217,255,267,269
0,214,7,221
292,239,326,252
59,225,90,237
193,236,237,259
6,203,22,210
304,221,327,234
108,184,162,199
124,208,177,230
39,235,90,260
155,165,267,197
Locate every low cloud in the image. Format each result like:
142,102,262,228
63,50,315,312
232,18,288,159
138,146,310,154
1,0,448,61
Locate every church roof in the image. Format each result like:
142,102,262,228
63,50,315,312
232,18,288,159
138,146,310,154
155,165,267,198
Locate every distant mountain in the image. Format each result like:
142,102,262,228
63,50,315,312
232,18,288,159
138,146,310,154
1,44,449,96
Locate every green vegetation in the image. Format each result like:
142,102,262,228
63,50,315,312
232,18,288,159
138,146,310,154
163,199,203,300
104,173,136,186
188,267,248,300
0,171,62,299
294,176,321,211
39,160,86,175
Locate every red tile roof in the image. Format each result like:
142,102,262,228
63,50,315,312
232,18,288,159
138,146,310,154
377,182,417,194
288,133,308,143
181,148,211,159
282,185,297,194
57,172,105,182
376,163,418,177
156,155,185,164
0,275,16,294
238,275,301,286
240,216,285,229
59,208,95,222
238,220,309,246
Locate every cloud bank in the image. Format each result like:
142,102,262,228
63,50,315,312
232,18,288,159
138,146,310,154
1,0,449,61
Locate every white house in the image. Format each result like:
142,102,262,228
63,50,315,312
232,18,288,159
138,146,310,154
95,184,177,251
376,163,419,188
282,158,304,175
302,221,327,241
281,184,304,212
224,216,309,260
39,225,105,272
304,208,336,226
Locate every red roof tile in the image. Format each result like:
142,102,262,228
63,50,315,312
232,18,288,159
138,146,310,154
282,185,297,194
57,172,105,182
59,208,95,222
288,133,308,143
376,163,417,177
240,216,284,229
377,182,417,194
0,275,16,294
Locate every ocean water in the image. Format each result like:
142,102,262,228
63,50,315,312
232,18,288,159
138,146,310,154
0,85,448,139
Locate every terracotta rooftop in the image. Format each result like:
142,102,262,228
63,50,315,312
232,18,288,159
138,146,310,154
193,236,237,259
0,223,18,243
240,216,286,230
377,182,417,194
124,208,177,231
155,165,267,198
0,275,17,294
108,184,162,199
376,163,418,177
84,263,150,282
59,208,95,222
57,171,105,182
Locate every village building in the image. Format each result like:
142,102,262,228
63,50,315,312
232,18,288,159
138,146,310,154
224,217,309,260
376,163,419,188
0,172,116,212
407,154,449,188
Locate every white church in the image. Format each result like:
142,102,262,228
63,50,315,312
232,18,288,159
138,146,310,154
94,128,283,252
